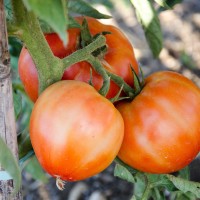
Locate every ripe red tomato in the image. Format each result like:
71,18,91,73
116,71,200,174
30,80,124,182
18,16,138,102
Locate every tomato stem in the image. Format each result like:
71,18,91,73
141,180,152,200
11,0,138,100
11,0,108,94
62,35,106,68
11,0,64,93
87,55,110,96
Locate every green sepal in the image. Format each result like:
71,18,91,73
88,67,94,86
13,91,22,120
81,18,93,47
131,65,142,95
18,128,33,160
110,85,131,103
24,156,48,183
109,85,124,103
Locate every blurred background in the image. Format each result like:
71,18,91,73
9,0,200,199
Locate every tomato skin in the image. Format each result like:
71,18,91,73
18,17,138,102
116,71,200,174
30,80,124,181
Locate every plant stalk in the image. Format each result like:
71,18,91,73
12,0,63,93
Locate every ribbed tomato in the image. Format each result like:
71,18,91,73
30,80,124,184
18,16,138,102
116,71,200,173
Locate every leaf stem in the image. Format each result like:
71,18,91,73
141,176,151,200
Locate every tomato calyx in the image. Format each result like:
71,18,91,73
78,18,142,102
78,18,141,102
56,176,65,191
80,18,110,59
108,66,144,103
91,32,110,58
131,65,144,96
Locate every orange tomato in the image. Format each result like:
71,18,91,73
30,80,124,183
117,71,200,173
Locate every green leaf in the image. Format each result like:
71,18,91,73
171,191,197,200
0,137,21,194
152,188,166,200
134,174,148,199
178,167,190,180
114,164,136,183
4,0,13,21
81,18,93,47
68,16,82,29
40,16,81,34
153,0,171,9
166,174,200,198
180,51,196,70
22,0,68,44
130,0,163,57
115,157,138,174
166,0,183,8
68,0,111,19
18,128,33,160
130,196,137,200
134,173,175,199
88,0,114,9
147,174,176,191
8,37,22,58
24,156,48,183
131,66,142,95
13,92,22,120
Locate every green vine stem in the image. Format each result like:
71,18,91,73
62,36,106,68
12,0,63,93
87,56,110,96
141,178,152,200
11,0,107,94
11,0,138,100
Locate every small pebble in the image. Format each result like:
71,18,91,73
68,182,88,200
89,191,107,200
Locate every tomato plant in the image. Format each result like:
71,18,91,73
116,71,200,174
18,16,138,102
30,80,124,185
4,0,200,199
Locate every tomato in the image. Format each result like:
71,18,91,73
116,71,200,174
30,80,124,183
18,16,138,102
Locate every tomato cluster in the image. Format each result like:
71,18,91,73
19,17,200,185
